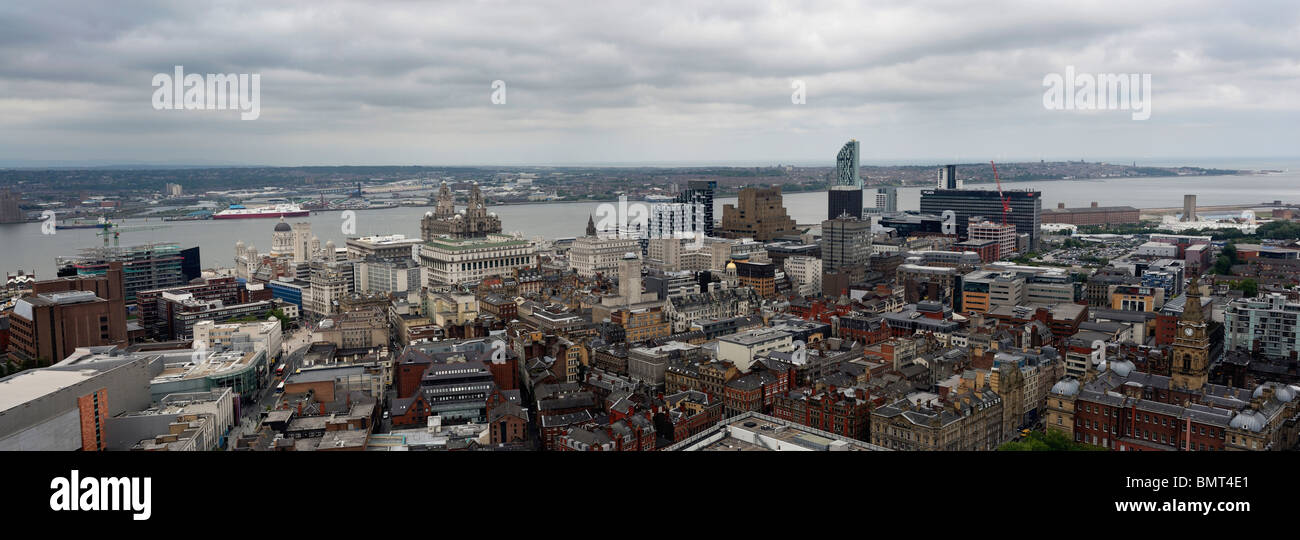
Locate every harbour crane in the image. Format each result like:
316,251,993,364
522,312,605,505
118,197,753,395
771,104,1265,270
95,221,171,247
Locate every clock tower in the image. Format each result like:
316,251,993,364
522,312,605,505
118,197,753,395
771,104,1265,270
1171,275,1210,391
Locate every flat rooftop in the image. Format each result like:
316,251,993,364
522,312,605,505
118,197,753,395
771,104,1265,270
667,412,887,451
719,328,791,346
0,368,103,413
154,349,258,382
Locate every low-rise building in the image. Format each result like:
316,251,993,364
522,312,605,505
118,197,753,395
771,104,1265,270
717,328,794,372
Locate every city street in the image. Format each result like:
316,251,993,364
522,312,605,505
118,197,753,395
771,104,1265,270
281,321,318,358
226,340,309,449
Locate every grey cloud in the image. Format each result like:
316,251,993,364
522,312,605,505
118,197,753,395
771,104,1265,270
0,0,1297,165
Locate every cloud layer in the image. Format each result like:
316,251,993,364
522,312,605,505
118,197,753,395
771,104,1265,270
1,0,1297,166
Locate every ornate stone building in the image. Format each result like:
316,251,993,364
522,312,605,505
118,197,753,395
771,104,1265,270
870,389,1004,451
664,287,759,333
421,181,502,241
1046,277,1300,451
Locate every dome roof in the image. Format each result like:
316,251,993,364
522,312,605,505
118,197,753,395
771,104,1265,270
1229,411,1265,432
274,220,292,232
1050,378,1080,397
1255,382,1296,403
425,211,433,217
1110,359,1136,377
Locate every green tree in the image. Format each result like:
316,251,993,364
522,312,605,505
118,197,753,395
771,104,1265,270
1258,220,1300,240
998,430,1106,451
1213,243,1239,275
1228,279,1258,298
270,308,290,332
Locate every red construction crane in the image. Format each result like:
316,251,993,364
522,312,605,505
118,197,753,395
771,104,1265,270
990,160,1011,226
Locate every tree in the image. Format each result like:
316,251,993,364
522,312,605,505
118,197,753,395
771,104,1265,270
1213,243,1239,275
1228,279,1258,298
270,308,290,332
997,430,1106,451
1258,220,1300,240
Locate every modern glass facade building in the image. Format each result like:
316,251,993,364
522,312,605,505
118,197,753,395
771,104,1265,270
919,189,1042,251
673,180,716,237
828,186,864,220
937,165,961,189
835,140,861,188
267,278,307,310
829,140,864,220
56,243,188,303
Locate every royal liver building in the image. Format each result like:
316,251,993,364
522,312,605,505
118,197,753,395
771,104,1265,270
420,181,503,241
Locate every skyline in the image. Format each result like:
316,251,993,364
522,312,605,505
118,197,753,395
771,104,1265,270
1,1,1298,166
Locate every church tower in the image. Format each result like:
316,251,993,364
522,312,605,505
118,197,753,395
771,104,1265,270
1171,275,1210,391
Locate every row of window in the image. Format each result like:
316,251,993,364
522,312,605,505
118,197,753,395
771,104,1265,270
1078,404,1226,438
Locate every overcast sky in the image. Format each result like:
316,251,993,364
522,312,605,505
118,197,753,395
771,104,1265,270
1,0,1297,167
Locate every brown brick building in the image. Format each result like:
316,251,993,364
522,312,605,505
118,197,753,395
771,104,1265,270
9,263,127,366
720,185,798,241
660,390,724,443
724,366,792,416
488,401,529,445
76,389,109,451
774,387,872,441
390,393,431,428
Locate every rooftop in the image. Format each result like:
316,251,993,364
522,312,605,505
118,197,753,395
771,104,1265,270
0,368,105,413
666,411,887,451
719,328,792,346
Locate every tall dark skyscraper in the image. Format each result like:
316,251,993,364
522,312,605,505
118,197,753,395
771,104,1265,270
674,180,716,236
937,165,960,189
828,186,864,220
180,247,202,282
919,189,1042,250
828,140,863,219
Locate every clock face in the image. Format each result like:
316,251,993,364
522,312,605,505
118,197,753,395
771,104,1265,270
1184,327,1194,336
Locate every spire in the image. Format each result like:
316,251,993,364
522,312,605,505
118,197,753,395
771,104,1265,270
586,214,597,237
